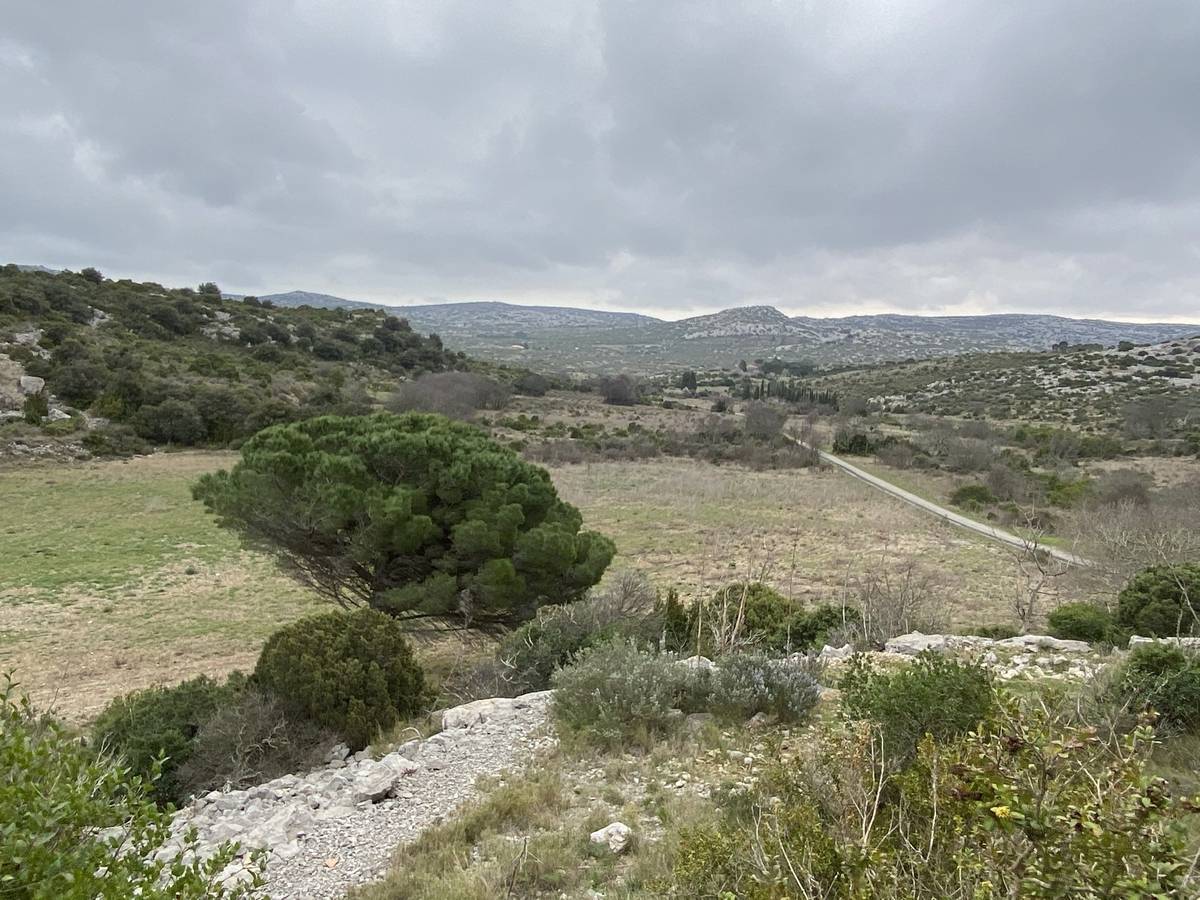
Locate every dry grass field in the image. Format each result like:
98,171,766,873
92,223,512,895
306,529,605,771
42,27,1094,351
552,458,1093,621
1,443,1099,722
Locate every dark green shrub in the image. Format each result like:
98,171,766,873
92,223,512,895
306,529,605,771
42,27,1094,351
194,413,615,630
22,391,48,424
1117,565,1200,637
92,675,242,805
1047,602,1116,643
949,483,996,509
660,587,690,652
839,652,994,763
254,609,427,750
1,678,260,897
831,428,876,455
134,398,207,444
1117,643,1200,733
81,424,154,457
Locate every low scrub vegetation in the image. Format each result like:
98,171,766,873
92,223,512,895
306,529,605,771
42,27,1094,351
0,266,462,450
497,571,662,693
839,652,995,763
672,696,1198,898
550,641,824,750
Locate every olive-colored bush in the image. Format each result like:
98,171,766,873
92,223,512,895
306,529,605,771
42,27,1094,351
550,641,685,749
684,582,853,655
706,653,823,724
673,698,1197,898
497,571,660,691
949,483,996,509
254,609,427,750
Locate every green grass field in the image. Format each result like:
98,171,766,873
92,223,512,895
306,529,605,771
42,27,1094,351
0,452,322,720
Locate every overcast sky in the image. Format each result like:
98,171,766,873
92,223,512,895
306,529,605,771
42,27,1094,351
3,2,1199,322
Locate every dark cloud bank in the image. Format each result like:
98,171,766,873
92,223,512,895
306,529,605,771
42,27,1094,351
2,1,1199,321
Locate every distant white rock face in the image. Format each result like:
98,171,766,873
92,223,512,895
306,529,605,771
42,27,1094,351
590,821,632,854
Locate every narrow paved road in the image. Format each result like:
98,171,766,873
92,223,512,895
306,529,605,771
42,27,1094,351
799,441,1093,568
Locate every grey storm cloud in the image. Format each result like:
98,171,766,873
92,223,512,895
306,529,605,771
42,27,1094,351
1,0,1198,321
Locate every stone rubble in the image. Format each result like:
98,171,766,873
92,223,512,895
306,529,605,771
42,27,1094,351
166,689,555,899
878,632,1103,681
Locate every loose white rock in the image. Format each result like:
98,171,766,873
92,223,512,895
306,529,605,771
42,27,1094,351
590,821,632,854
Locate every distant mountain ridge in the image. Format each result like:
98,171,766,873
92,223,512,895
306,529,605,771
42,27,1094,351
256,291,1200,373
260,292,658,329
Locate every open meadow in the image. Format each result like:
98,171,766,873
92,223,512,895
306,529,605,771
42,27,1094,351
0,453,322,720
1,446,1097,721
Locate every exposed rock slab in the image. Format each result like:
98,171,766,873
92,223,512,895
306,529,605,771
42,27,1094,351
168,690,555,899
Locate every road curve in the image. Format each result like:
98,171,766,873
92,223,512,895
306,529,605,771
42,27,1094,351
799,442,1094,568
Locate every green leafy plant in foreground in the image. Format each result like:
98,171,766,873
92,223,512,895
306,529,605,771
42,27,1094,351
0,676,262,899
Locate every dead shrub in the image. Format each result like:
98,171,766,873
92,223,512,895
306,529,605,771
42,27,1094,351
837,562,946,648
175,690,336,796
390,372,510,420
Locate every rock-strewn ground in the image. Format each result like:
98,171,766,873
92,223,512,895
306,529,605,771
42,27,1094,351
168,691,555,899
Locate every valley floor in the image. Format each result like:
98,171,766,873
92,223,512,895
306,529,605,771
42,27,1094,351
1,451,1095,720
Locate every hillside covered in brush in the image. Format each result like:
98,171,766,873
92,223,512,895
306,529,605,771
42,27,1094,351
807,336,1200,448
0,265,463,452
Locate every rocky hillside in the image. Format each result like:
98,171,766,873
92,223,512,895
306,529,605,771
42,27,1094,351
809,335,1200,443
253,291,1200,373
0,265,462,455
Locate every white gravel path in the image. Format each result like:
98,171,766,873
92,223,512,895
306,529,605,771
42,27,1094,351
265,699,554,899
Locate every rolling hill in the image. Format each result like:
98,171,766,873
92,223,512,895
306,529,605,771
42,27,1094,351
257,291,1200,374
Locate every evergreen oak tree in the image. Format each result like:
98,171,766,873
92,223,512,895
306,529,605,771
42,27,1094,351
193,413,615,630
